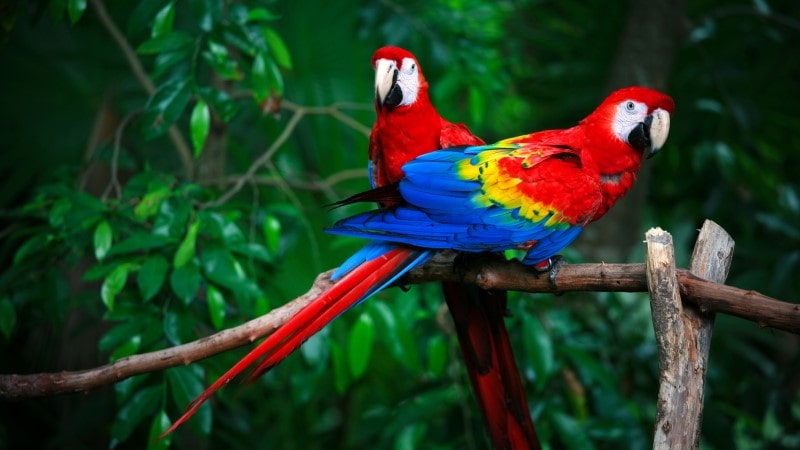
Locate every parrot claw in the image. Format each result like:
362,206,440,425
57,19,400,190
531,255,566,289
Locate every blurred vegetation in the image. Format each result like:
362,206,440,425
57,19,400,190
0,0,798,449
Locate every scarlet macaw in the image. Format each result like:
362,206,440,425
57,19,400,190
164,85,674,443
368,46,539,449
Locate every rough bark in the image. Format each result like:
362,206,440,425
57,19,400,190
2,250,797,400
647,221,734,449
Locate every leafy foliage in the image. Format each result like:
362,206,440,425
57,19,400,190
0,0,798,449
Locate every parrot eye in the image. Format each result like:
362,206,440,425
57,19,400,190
400,57,417,75
625,101,636,112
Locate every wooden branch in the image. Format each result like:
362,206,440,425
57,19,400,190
406,253,798,334
649,220,734,449
1,254,797,400
0,271,336,400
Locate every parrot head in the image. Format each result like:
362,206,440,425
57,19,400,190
372,46,428,110
600,86,675,159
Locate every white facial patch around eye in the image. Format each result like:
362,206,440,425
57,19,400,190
612,100,647,142
396,57,420,106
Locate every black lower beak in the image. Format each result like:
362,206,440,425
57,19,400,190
379,69,402,108
628,114,654,157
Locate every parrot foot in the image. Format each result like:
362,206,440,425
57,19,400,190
532,255,567,288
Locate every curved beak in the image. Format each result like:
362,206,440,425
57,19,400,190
374,58,403,108
628,108,671,159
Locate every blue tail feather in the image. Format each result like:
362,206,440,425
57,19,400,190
331,241,433,306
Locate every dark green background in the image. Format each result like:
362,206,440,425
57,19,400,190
0,0,798,449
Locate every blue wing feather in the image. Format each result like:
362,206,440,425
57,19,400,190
329,142,589,266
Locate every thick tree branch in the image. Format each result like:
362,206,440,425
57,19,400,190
0,270,336,400
0,253,796,400
648,221,734,449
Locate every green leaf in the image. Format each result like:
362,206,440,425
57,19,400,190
137,31,194,55
330,341,350,394
523,312,554,389
190,99,210,158
551,412,594,450
137,254,169,301
262,27,292,69
110,385,161,445
14,233,50,265
173,219,200,268
162,309,182,345
300,327,329,366
150,2,175,38
370,301,421,372
426,335,447,377
167,365,211,436
348,312,374,379
169,261,201,305
151,1,175,39
0,297,17,339
134,187,171,220
206,284,225,330
189,0,222,32
110,335,141,362
370,301,402,361
128,0,168,36
197,213,246,245
102,264,130,311
93,220,113,261
251,52,270,102
202,41,242,81
247,7,279,22
48,197,71,227
109,232,175,256
152,196,192,238
197,87,238,122
147,410,172,450
198,246,244,289
228,3,248,24
100,321,146,353
222,28,256,56
207,39,228,60
254,295,269,316
267,58,284,95
67,0,86,24
151,47,193,80
115,374,150,404
230,242,273,264
263,214,281,254
141,78,192,139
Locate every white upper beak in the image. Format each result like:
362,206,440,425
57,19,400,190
649,108,671,155
374,58,397,104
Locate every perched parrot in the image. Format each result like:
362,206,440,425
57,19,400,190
164,85,674,443
369,46,540,449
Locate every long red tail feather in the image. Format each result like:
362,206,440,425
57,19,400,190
246,248,415,380
443,282,541,450
163,246,419,436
